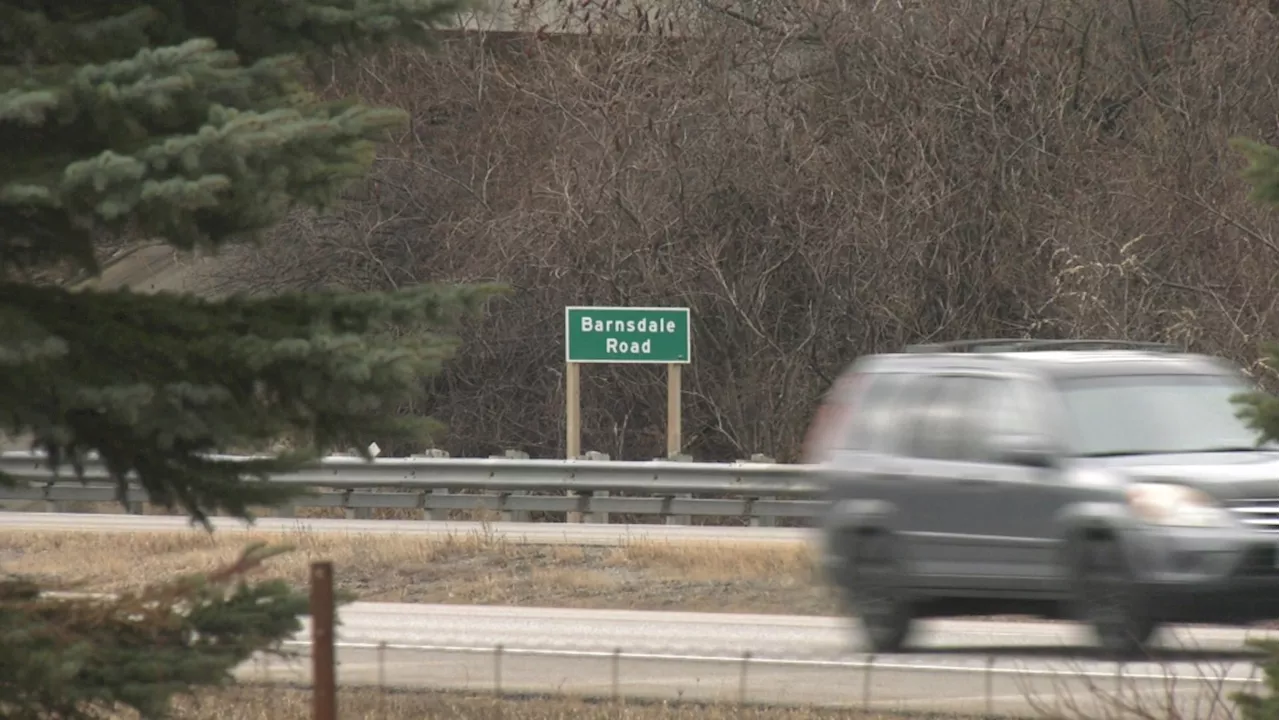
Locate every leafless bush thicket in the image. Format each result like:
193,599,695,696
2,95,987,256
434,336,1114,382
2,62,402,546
209,0,1280,461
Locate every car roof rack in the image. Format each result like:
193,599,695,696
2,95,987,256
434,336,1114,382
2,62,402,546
903,339,1183,354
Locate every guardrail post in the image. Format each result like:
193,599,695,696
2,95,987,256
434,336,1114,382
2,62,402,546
565,450,605,523
330,452,371,520
424,488,449,521
42,484,65,514
414,450,451,521
334,486,366,520
744,454,776,527
581,451,610,523
493,450,530,522
343,490,370,520
663,453,693,525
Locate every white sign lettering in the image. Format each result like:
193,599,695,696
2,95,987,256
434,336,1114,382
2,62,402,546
605,338,652,354
580,317,677,334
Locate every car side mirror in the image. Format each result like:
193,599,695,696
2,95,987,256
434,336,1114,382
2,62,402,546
989,434,1057,468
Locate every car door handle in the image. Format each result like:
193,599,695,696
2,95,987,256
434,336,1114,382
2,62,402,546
957,475,992,487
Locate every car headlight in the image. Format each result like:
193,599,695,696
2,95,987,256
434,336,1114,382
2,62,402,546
1126,483,1233,528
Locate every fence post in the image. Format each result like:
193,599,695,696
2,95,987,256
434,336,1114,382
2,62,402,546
862,654,876,712
493,644,504,696
985,655,995,716
415,450,451,521
378,641,387,684
612,647,622,702
664,453,693,525
492,451,530,522
311,562,337,720
743,454,776,527
581,451,610,524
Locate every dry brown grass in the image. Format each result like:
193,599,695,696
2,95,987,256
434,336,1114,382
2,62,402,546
0,528,836,615
144,686,962,720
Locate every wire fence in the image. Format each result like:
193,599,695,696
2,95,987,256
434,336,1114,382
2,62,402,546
238,639,1269,720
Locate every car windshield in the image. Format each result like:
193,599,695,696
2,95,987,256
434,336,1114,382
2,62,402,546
1059,373,1276,457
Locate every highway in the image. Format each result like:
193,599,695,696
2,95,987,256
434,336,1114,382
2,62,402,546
3,511,1274,716
0,511,809,545
237,603,1273,716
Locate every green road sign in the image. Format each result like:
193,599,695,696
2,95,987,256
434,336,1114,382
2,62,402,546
565,306,691,364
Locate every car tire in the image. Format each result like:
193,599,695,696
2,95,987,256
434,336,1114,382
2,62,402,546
836,529,914,653
1070,534,1157,657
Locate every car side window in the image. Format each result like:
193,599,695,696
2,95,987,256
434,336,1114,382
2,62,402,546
842,372,911,452
907,375,987,460
942,375,992,460
894,375,948,458
972,376,1047,462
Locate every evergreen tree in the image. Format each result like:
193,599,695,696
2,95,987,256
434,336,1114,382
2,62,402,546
0,2,496,717
1223,137,1280,448
1226,136,1279,720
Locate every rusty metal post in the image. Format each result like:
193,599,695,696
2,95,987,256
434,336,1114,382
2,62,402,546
311,561,336,720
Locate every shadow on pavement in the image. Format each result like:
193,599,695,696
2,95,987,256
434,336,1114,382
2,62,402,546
901,644,1264,662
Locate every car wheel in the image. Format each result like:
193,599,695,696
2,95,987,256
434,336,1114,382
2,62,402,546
839,530,914,653
1071,535,1157,657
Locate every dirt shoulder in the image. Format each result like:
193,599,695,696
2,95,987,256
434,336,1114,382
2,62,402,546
0,528,839,616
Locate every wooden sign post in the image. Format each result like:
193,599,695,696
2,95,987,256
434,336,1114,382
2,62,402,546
565,361,581,459
564,306,692,462
666,363,681,457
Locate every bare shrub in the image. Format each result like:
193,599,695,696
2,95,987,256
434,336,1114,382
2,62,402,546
207,0,1279,460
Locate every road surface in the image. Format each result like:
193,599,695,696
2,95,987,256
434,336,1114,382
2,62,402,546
235,603,1273,716
4,512,1273,715
0,511,808,545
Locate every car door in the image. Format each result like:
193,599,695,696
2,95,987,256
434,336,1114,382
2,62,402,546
820,371,947,580
822,370,918,519
957,372,1067,592
892,372,1001,585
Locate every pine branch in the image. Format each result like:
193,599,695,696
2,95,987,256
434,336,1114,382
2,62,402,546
0,543,313,720
0,281,503,524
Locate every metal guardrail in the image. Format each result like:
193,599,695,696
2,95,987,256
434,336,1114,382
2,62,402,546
0,451,825,525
